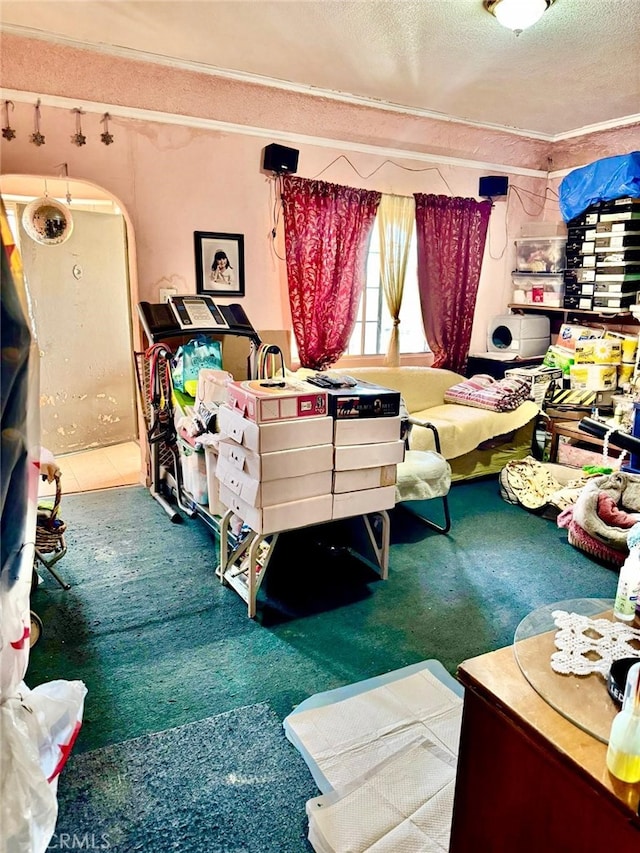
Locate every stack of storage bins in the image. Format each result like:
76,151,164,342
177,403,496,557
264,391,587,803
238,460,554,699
215,376,406,534
512,235,567,307
564,196,640,313
594,198,640,313
216,380,334,534
326,381,405,518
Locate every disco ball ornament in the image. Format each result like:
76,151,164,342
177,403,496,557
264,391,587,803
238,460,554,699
22,196,74,246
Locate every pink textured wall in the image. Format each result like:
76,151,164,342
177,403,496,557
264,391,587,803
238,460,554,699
551,126,640,172
1,34,553,170
1,34,635,354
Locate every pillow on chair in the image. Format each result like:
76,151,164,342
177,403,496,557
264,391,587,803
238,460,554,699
396,450,451,502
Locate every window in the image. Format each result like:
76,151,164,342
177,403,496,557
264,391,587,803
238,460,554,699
346,218,429,356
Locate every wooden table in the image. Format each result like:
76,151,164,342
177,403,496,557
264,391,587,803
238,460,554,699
548,418,625,465
449,644,640,852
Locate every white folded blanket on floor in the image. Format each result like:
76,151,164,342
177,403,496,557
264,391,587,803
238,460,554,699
284,662,463,853
307,742,456,853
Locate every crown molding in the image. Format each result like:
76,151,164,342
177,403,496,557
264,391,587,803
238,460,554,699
0,87,550,178
0,24,557,141
5,25,636,143
552,113,640,141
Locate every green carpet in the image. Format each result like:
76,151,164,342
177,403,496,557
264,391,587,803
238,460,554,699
28,478,618,759
53,703,317,853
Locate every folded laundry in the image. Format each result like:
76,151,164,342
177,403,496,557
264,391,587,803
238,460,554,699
443,374,531,412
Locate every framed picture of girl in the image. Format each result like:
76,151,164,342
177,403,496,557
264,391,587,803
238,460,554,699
194,231,245,297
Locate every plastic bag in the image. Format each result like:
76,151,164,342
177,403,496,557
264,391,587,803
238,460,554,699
559,151,640,222
0,679,87,853
171,337,222,396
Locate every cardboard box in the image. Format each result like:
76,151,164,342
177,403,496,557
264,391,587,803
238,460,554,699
218,405,333,453
216,456,332,508
333,465,397,494
226,378,328,423
334,440,405,471
334,416,403,446
555,323,603,351
218,485,333,535
504,365,563,404
546,388,612,410
564,281,594,297
204,445,226,517
595,234,640,251
324,380,401,419
596,221,640,234
217,440,333,481
563,267,596,284
332,486,396,519
574,339,622,365
592,293,638,312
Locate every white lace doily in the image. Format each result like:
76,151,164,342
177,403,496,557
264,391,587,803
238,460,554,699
549,609,640,676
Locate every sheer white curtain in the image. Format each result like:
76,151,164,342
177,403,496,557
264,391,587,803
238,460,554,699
377,194,415,366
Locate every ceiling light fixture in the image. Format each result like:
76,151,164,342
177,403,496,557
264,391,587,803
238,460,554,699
484,0,555,35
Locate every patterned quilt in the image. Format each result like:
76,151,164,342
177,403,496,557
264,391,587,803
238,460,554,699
443,373,531,412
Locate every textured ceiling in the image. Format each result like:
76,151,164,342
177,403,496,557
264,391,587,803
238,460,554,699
1,0,639,136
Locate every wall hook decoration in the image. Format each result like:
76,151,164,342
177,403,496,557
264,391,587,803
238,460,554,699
2,100,16,140
100,112,114,145
71,107,86,147
55,162,73,204
30,99,45,146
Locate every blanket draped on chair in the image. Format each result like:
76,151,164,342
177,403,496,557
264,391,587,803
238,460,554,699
443,374,531,413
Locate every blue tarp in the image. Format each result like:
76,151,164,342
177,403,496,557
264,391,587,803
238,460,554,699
558,151,640,222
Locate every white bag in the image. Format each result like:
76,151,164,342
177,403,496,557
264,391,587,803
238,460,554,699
0,679,87,853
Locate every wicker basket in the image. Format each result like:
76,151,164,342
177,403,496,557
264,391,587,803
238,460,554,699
36,473,66,554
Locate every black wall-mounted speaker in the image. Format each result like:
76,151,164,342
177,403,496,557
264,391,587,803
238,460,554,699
479,175,509,198
262,143,299,174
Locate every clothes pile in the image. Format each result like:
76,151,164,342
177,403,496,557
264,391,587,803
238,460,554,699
557,472,640,566
443,373,531,413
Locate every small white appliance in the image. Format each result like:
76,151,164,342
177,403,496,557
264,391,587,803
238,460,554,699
487,314,550,358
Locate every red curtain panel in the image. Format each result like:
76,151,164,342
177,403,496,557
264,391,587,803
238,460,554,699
281,176,380,370
414,194,492,374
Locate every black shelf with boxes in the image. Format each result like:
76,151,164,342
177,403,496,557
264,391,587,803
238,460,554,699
501,198,640,467
509,197,640,323
563,196,640,315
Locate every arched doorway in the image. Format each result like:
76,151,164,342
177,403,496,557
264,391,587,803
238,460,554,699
1,175,141,490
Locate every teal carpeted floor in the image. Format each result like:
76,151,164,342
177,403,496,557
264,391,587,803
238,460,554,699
27,478,619,850
28,478,618,753
54,703,317,853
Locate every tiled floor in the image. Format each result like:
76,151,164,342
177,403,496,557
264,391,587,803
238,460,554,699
39,441,143,498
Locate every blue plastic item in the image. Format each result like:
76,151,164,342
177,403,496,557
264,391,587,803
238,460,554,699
558,151,640,222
